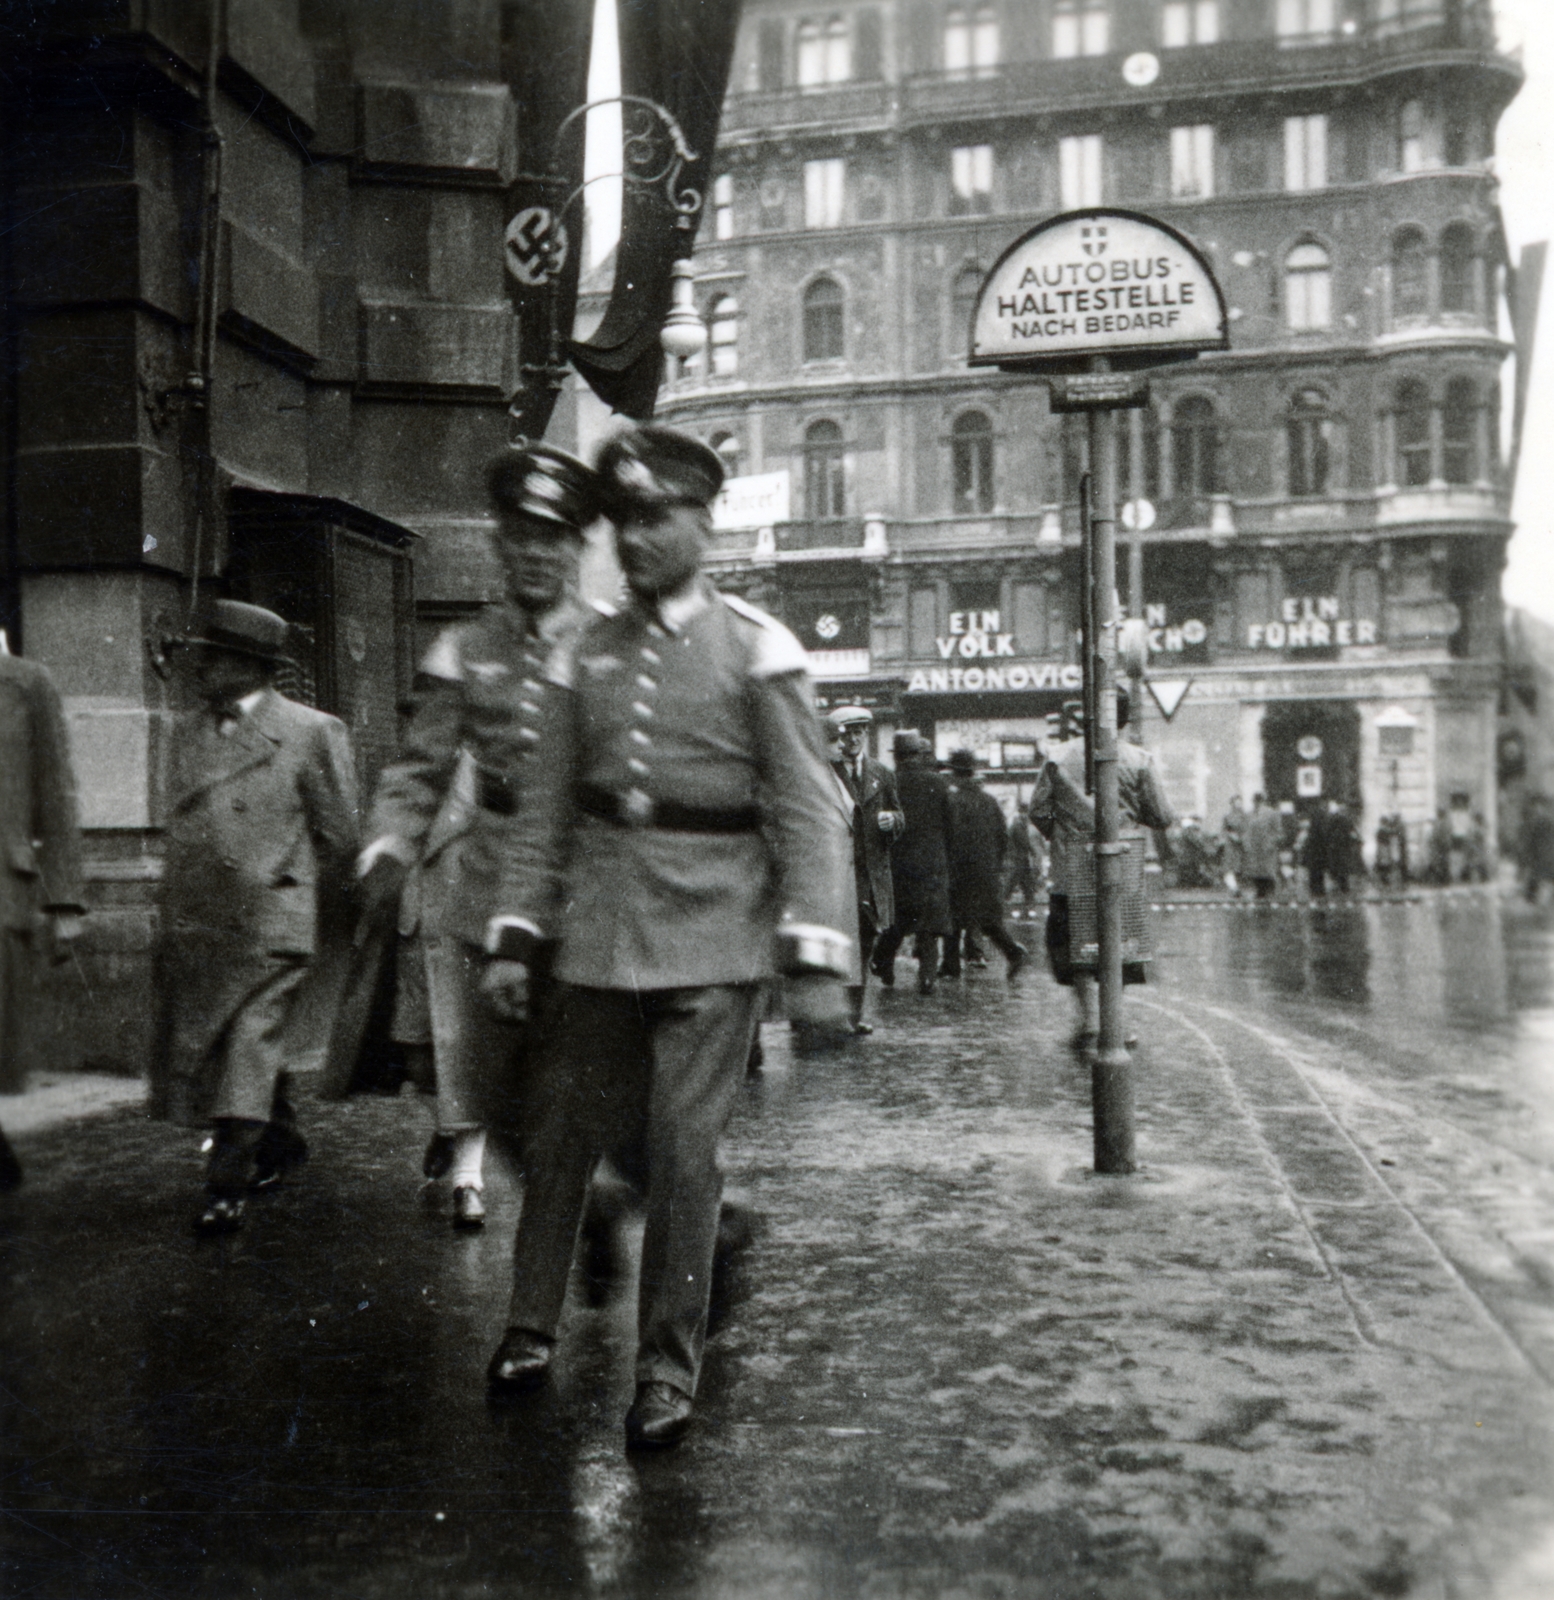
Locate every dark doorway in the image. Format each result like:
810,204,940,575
1261,700,1360,816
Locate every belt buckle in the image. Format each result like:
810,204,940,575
621,787,655,827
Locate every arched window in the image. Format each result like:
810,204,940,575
804,420,847,520
1172,396,1220,499
798,15,849,85
1053,0,1109,59
952,264,982,359
1392,227,1429,321
1284,241,1331,331
1442,378,1478,484
709,295,738,377
803,276,844,362
944,5,970,73
973,5,999,73
1286,388,1332,497
1395,379,1432,487
951,410,995,514
710,431,742,477
1440,223,1476,315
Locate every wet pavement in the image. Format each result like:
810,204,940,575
5,889,1554,1598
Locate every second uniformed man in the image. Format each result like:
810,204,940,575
358,444,601,1222
481,425,853,1449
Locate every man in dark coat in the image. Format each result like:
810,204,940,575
153,600,359,1235
870,731,953,995
349,443,602,1229
825,705,904,1033
941,750,1026,981
0,644,86,1188
479,425,852,1449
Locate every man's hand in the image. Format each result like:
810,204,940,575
42,912,84,967
481,958,530,1022
877,808,904,836
356,842,410,920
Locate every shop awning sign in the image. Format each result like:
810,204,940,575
969,209,1228,375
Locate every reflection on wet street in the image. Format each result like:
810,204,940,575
5,890,1554,1598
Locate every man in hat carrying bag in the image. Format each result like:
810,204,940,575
824,705,903,1034
153,600,358,1235
480,424,852,1449
869,731,953,996
941,749,1027,983
352,444,603,1228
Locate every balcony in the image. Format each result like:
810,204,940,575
897,23,1517,126
721,81,893,137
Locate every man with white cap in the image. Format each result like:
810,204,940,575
824,705,903,1033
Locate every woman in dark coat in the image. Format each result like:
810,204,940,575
870,732,953,994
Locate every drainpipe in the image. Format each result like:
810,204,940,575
185,0,226,621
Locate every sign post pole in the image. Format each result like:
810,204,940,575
1085,359,1134,1174
968,208,1227,1177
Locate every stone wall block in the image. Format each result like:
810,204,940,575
222,221,319,362
357,82,511,182
227,0,318,130
14,444,183,568
357,301,508,390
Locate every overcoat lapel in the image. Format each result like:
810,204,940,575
169,693,281,810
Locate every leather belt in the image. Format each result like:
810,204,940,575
577,783,759,834
477,766,516,815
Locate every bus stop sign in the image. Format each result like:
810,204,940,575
969,209,1228,375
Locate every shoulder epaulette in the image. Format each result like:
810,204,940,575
719,592,810,679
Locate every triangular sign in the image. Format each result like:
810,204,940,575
1147,678,1192,720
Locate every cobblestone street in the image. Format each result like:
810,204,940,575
5,892,1554,1598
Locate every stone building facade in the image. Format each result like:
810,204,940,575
660,0,1521,855
1,1,567,1072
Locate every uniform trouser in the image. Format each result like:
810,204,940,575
871,925,940,976
209,962,309,1122
506,981,762,1398
423,934,530,1134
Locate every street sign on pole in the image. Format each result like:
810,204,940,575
971,209,1227,1177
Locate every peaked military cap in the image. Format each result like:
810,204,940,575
596,425,725,518
486,442,600,531
826,705,874,730
180,599,289,663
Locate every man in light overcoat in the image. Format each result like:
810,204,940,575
152,600,359,1235
825,704,903,1033
0,643,86,1188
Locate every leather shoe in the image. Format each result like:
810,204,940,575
870,958,894,988
850,1020,874,1035
193,1195,245,1236
917,974,935,996
251,1122,308,1193
451,1186,485,1230
625,1381,694,1450
486,1328,553,1393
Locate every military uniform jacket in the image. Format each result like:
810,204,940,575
0,653,85,1092
497,580,851,990
368,594,596,949
152,688,358,1117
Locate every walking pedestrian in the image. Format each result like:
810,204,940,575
479,425,851,1449
1030,687,1173,1051
151,601,359,1236
1522,794,1554,903
1375,812,1409,887
870,732,954,995
0,642,86,1188
1220,795,1247,894
1004,807,1042,911
1244,793,1283,900
940,750,1026,981
825,705,904,1034
349,444,603,1228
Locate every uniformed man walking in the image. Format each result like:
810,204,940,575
356,445,602,1225
481,425,852,1449
152,601,359,1234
